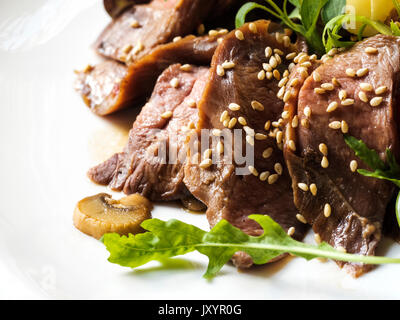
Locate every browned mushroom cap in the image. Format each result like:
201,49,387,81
73,193,152,239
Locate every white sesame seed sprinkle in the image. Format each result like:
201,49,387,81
216,65,225,76
298,183,309,192
296,214,307,224
222,61,235,69
258,70,266,80
268,174,279,184
274,163,283,175
161,111,173,119
251,100,264,111
313,71,321,82
304,106,311,118
199,158,212,169
341,98,354,106
321,156,329,168
326,101,338,113
360,83,373,92
350,160,358,172
235,30,244,40
324,203,332,217
319,143,328,156
321,83,334,91
310,183,317,196
292,115,299,128
246,135,255,146
249,22,257,33
288,140,296,151
346,68,356,77
288,227,295,236
370,96,383,107
259,171,270,182
238,117,247,126
262,148,273,159
358,91,369,103
375,86,388,95
228,103,241,111
248,165,258,176
356,68,369,77
365,47,378,54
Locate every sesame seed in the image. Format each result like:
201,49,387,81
276,131,283,144
301,118,309,128
228,118,237,129
262,147,273,159
130,20,140,28
326,101,338,113
222,61,235,69
248,165,258,176
278,77,289,88
358,91,369,103
300,62,312,68
180,64,192,72
228,103,241,111
288,62,296,72
268,174,279,184
199,158,212,169
341,98,354,106
283,90,292,102
360,83,373,92
275,163,283,175
251,100,264,111
273,69,281,80
310,183,317,196
161,111,173,119
365,47,378,54
122,44,133,54
217,38,223,44
313,71,321,82
258,70,266,80
223,119,229,127
292,115,299,128
321,156,329,168
216,141,224,154
220,110,229,122
288,140,296,151
346,68,356,77
319,143,328,156
132,41,144,54
327,48,338,56
356,68,369,77
288,227,295,236
299,67,308,79
238,117,247,126
286,52,296,60
264,120,271,131
375,86,388,95
314,233,322,244
203,148,212,159
83,64,93,73
269,56,278,68
314,88,326,95
338,90,347,100
296,214,307,224
246,135,255,146
218,29,228,35
304,106,311,118
235,30,244,40
321,83,334,91
216,65,225,76
208,29,218,37
266,72,273,80
283,35,291,47
332,77,341,87
255,133,267,141
244,126,255,136
324,203,332,217
263,63,272,72
259,171,270,182
248,22,257,33
350,160,358,172
275,32,283,44
281,110,290,119
298,183,309,192
265,46,272,58
289,78,299,87
170,78,180,88
186,99,197,108
309,54,317,61
277,87,285,99
173,36,182,42
298,54,309,64
370,96,383,107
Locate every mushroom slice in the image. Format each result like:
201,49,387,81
73,193,152,239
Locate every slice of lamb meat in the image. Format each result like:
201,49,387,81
283,35,400,277
94,0,216,64
183,20,309,268
88,64,209,201
76,34,221,115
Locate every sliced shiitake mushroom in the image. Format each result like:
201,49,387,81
73,193,152,239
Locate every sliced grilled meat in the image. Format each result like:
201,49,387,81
76,35,220,115
95,0,216,64
183,20,308,268
283,35,400,277
88,64,209,201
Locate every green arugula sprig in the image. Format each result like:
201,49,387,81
235,0,328,55
344,134,400,226
102,214,400,278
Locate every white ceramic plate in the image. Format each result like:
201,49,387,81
1,0,400,300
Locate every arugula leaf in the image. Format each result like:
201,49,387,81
393,0,400,17
103,215,400,278
321,0,345,24
323,14,392,52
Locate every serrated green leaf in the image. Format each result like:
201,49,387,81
103,215,400,279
